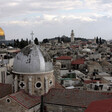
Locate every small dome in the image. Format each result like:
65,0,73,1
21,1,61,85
101,60,111,66
0,28,5,36
82,48,91,53
13,44,53,74
55,62,61,66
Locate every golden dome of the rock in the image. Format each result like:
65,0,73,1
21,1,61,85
0,28,5,36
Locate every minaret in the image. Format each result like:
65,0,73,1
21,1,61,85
71,30,74,43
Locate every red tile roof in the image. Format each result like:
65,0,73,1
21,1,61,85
9,90,41,109
85,99,112,112
71,45,79,48
0,83,12,98
44,88,112,108
56,56,72,60
55,82,65,89
81,42,87,45
71,59,84,65
87,41,92,44
84,80,102,84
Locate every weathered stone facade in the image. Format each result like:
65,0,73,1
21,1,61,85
56,60,71,70
54,62,61,83
0,93,40,112
0,96,26,112
44,104,86,112
13,71,55,96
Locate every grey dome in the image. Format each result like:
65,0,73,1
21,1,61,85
13,44,53,74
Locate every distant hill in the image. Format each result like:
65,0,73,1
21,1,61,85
42,35,88,43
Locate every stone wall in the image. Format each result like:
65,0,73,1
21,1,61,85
14,71,55,96
0,96,26,112
56,60,71,70
44,104,86,112
0,96,41,112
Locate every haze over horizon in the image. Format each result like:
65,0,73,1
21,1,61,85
0,0,112,41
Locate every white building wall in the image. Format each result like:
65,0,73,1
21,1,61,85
0,66,7,83
4,58,14,70
0,66,13,84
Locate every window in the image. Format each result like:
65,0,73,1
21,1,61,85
19,81,26,89
6,98,11,103
61,64,66,68
49,80,53,86
35,81,42,89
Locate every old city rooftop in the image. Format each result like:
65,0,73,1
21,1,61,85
9,90,41,109
44,88,112,108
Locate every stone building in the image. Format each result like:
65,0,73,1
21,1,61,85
43,88,112,112
0,36,112,112
0,42,55,112
87,61,102,74
56,56,72,70
0,63,13,84
12,43,55,96
0,66,7,84
71,59,85,70
53,62,61,83
0,83,12,98
0,90,41,112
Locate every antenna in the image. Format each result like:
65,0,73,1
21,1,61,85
31,31,34,44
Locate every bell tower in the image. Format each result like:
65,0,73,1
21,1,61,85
71,30,74,43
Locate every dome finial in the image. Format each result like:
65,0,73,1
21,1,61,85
31,31,34,44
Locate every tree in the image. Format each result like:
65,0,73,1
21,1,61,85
58,37,61,43
42,38,49,43
19,39,28,49
99,37,102,44
34,37,39,45
13,39,20,48
8,43,13,46
29,40,31,44
13,39,16,47
26,38,29,46
67,51,71,56
96,37,99,44
19,39,24,49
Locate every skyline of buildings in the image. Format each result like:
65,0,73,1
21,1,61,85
0,28,111,111
0,1,112,111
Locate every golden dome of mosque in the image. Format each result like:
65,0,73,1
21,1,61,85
0,28,5,36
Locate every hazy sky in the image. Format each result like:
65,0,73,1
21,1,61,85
0,0,112,41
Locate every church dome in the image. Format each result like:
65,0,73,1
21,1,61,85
13,43,53,74
0,27,5,36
